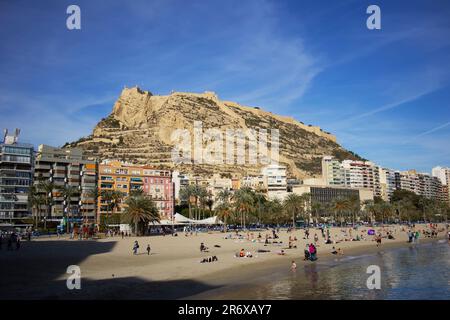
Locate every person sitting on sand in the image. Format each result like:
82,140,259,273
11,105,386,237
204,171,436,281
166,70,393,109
239,248,245,257
304,244,310,260
309,243,317,261
331,246,338,255
200,242,209,252
245,251,253,258
277,250,285,255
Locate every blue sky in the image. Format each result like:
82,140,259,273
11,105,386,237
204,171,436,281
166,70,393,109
0,0,449,173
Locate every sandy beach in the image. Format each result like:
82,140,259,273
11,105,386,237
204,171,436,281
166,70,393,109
0,223,447,299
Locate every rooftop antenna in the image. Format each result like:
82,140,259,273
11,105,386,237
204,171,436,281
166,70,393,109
14,128,20,143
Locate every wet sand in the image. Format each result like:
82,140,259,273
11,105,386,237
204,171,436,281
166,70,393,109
0,223,446,299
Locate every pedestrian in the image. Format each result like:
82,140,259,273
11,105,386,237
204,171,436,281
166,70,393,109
121,231,124,239
291,260,297,271
16,236,21,250
376,234,382,247
133,240,139,255
146,244,151,255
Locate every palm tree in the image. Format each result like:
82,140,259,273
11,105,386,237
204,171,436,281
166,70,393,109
216,202,232,232
39,180,55,223
283,193,304,229
60,185,79,233
347,195,360,225
379,201,393,224
233,188,254,229
395,198,414,223
111,190,124,214
363,200,377,223
123,195,160,236
28,185,45,228
264,198,284,225
331,197,350,226
197,187,209,220
179,185,196,219
100,190,123,227
311,201,322,225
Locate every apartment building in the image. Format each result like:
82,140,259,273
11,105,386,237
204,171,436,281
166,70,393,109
98,160,174,219
322,156,345,186
172,171,190,203
34,144,97,222
341,160,381,197
262,164,287,200
379,168,401,201
207,174,232,204
399,170,444,201
0,129,34,228
432,166,450,204
241,175,266,191
321,157,381,198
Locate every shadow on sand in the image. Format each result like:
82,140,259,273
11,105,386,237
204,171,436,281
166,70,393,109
0,240,219,299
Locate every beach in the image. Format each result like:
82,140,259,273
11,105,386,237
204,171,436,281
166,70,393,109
0,223,447,299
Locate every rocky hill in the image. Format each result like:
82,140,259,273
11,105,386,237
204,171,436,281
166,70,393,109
65,86,362,178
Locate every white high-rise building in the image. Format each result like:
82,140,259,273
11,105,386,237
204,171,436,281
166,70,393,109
262,164,287,200
432,166,450,204
432,166,450,186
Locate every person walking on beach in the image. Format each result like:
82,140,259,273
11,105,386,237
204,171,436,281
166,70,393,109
376,234,382,247
305,229,310,239
121,231,124,239
146,244,151,255
133,241,139,255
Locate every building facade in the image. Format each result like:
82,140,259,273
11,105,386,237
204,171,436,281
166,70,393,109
0,129,34,228
432,166,450,204
262,164,287,200
98,160,174,220
341,160,381,197
34,144,97,223
399,170,444,202
322,156,345,186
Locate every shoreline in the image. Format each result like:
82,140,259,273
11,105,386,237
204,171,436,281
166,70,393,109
183,235,447,299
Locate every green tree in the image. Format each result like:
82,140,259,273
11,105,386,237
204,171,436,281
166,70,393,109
59,185,79,233
123,195,160,236
283,193,304,228
233,188,254,229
